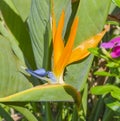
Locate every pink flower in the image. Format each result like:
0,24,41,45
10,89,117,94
101,37,120,58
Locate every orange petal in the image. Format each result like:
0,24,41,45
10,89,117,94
52,11,56,42
54,17,79,76
51,0,56,42
53,11,65,67
67,25,110,64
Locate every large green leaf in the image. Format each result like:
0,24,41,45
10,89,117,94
0,36,32,97
65,55,93,91
0,84,80,106
0,0,35,68
64,0,111,91
11,0,32,21
27,0,50,69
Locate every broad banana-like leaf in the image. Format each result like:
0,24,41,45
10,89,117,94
0,84,80,106
28,0,51,68
0,0,35,68
65,54,93,91
0,36,32,97
0,0,111,102
64,0,111,91
11,0,31,21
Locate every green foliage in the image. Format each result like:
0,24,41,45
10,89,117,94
0,84,80,105
0,104,14,121
1,0,120,120
10,104,38,121
64,0,111,90
105,97,120,113
27,0,51,69
0,0,35,68
112,0,120,7
0,35,32,97
91,85,120,99
0,0,111,101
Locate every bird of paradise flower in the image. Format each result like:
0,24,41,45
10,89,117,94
26,9,109,84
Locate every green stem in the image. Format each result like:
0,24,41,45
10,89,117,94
45,102,53,121
88,96,105,121
55,102,63,121
102,108,114,121
72,105,79,121
0,104,14,121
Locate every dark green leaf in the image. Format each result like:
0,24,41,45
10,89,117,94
11,0,32,21
105,97,120,113
0,104,14,121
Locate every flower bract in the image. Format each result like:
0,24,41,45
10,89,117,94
26,9,109,84
52,10,109,83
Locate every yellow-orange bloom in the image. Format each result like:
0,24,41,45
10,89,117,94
52,10,109,83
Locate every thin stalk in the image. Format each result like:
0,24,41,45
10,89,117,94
0,104,14,121
102,108,114,121
55,102,63,121
72,105,79,121
88,96,105,121
45,102,53,121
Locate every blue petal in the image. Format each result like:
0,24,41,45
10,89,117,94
47,71,57,83
26,68,57,83
34,68,47,76
26,68,47,78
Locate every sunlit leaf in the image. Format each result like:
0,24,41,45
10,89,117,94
0,36,32,97
112,0,120,7
11,0,32,21
90,85,120,98
94,71,118,77
0,84,80,106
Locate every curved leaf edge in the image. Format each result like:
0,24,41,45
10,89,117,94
0,84,80,106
